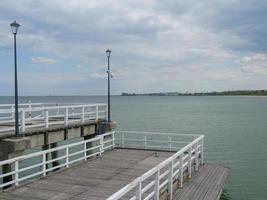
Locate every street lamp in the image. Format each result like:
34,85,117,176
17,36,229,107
106,49,111,122
10,20,20,137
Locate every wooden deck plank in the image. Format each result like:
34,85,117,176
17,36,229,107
0,148,229,200
0,149,173,200
173,164,229,200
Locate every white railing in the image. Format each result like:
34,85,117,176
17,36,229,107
0,103,107,133
0,131,115,189
108,131,204,200
0,102,44,121
0,130,204,199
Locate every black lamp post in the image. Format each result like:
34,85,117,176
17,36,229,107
10,21,20,137
106,49,111,122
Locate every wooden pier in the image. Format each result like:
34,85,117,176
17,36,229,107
0,130,229,200
0,148,229,200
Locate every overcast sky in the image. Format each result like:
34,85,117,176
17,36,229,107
0,0,267,95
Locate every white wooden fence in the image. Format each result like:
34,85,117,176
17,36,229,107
0,130,204,200
0,103,107,133
107,131,204,200
0,131,115,189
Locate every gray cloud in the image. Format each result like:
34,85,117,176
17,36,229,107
0,0,267,95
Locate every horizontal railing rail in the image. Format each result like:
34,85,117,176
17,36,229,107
115,130,201,151
0,103,107,133
0,131,115,189
108,131,204,200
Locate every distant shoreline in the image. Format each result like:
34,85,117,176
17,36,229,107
121,90,267,96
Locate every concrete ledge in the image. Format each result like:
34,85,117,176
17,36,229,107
0,120,104,140
0,137,31,160
0,137,31,153
68,127,81,139
47,130,65,144
27,134,45,148
83,125,95,136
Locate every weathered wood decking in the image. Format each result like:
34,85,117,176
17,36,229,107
0,149,229,200
174,164,229,200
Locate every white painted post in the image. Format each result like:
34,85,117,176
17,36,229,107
136,180,142,200
201,138,204,165
57,105,60,116
28,100,32,119
64,107,68,126
96,105,99,120
105,105,108,120
20,110,25,132
154,169,160,200
122,133,125,148
179,153,183,188
81,106,85,123
112,132,115,148
168,136,172,150
195,143,199,171
11,105,14,120
14,160,19,186
168,159,173,200
66,147,69,168
42,152,46,176
144,135,147,149
84,142,87,161
188,147,192,179
100,136,104,155
44,109,49,128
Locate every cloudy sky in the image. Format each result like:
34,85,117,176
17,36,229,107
0,0,267,95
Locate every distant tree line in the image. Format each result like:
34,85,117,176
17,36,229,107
121,90,267,96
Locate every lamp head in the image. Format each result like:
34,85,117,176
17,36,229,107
10,21,20,34
106,49,111,57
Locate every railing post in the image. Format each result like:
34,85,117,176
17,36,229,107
14,160,19,186
144,135,147,149
57,105,60,116
168,136,172,150
105,105,108,120
81,106,85,123
188,147,192,179
168,159,173,200
99,136,104,155
11,105,15,120
136,180,142,200
122,133,125,148
154,169,160,200
201,138,204,165
112,132,115,148
20,110,25,133
64,107,68,126
28,100,32,119
96,105,99,120
42,152,46,176
66,147,69,168
179,153,183,188
195,143,199,171
44,109,49,128
84,142,87,160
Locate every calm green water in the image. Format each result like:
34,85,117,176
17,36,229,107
1,96,267,200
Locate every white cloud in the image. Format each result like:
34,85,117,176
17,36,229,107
0,0,267,94
240,53,267,75
75,64,84,69
31,56,57,65
89,72,106,79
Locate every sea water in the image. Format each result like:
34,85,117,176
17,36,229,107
0,95,266,200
